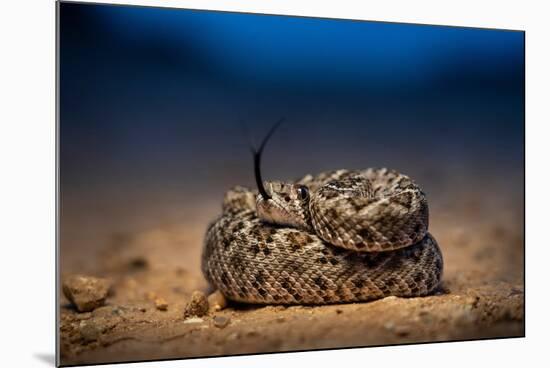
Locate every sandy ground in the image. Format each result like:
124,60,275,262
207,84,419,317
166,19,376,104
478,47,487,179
58,170,524,366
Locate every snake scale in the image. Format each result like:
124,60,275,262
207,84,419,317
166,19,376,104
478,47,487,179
202,123,443,305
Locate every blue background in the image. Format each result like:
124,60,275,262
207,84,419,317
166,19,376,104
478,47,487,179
59,2,524,229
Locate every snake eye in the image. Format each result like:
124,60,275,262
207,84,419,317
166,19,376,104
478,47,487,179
297,185,309,201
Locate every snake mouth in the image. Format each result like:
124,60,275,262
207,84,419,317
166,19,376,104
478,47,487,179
256,197,293,226
252,118,285,201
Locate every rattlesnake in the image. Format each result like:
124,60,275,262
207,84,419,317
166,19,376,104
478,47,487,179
201,125,443,304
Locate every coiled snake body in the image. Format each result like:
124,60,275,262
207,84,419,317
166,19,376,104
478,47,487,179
202,168,443,304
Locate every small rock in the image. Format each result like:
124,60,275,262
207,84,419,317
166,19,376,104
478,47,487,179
276,315,286,323
155,297,168,311
129,256,148,270
92,305,119,318
385,322,410,336
74,312,92,320
464,295,480,308
183,317,204,324
208,290,227,311
62,275,112,312
213,315,230,328
394,325,411,337
184,291,209,317
227,332,240,341
78,317,118,343
434,283,451,295
79,322,101,343
111,306,127,316
335,309,343,314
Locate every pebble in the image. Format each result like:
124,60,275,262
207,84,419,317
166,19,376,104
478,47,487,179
207,290,228,311
394,325,411,337
92,305,122,318
213,315,230,328
384,321,395,330
62,275,112,312
184,291,209,317
183,317,204,324
129,256,148,270
79,322,101,343
434,285,451,295
464,295,480,308
155,298,168,311
74,312,92,320
227,332,240,341
78,317,118,343
384,321,411,336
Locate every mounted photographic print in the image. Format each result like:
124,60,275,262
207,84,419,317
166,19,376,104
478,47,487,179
57,1,525,365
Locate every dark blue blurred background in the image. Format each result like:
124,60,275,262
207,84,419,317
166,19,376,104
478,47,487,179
59,2,524,242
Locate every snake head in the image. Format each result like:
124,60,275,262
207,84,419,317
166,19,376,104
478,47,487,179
256,181,312,231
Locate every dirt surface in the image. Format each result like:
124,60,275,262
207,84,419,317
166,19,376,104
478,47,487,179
59,172,524,366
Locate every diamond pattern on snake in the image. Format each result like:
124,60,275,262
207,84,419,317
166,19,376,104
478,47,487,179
202,123,443,305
